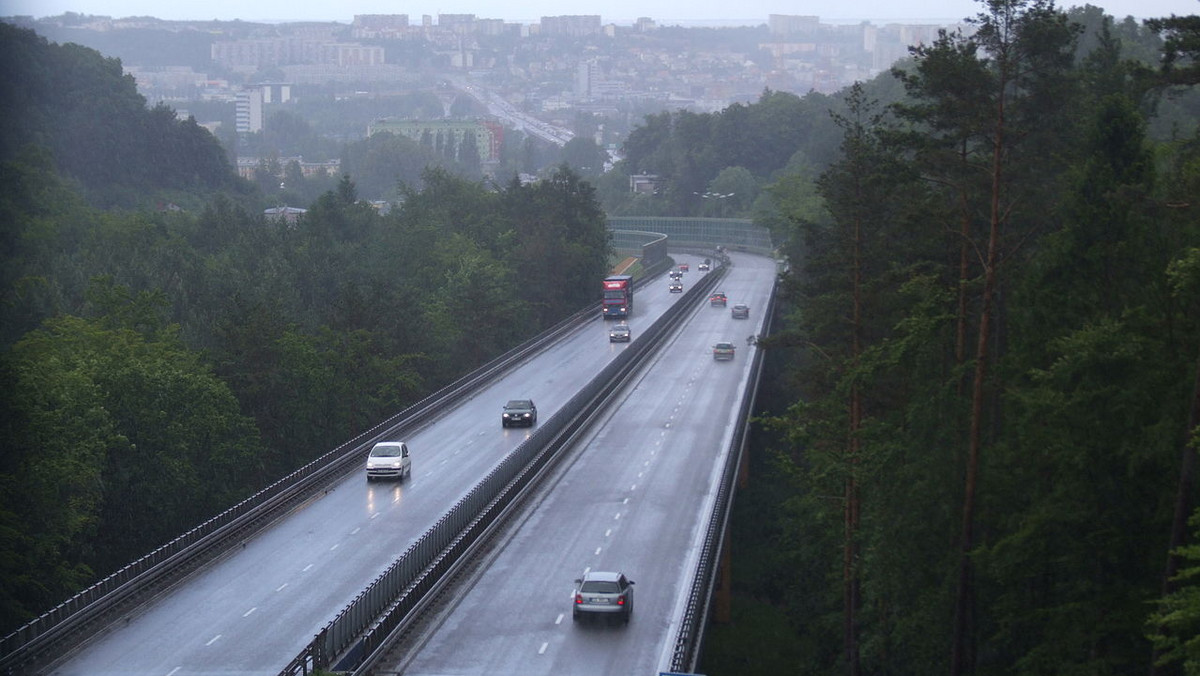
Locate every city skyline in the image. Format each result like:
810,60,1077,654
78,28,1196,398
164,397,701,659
1,0,1193,24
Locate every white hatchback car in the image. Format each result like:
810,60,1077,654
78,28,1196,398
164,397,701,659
365,441,411,481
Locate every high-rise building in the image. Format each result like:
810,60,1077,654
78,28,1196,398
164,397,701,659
235,88,263,134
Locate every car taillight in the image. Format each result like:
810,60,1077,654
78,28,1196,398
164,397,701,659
575,593,583,604
617,595,626,605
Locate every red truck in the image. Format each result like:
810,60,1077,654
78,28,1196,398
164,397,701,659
602,275,634,319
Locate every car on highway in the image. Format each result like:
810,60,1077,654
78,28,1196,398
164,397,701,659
669,279,683,293
731,303,750,319
609,323,631,342
713,341,736,361
573,570,635,623
365,441,411,481
669,268,683,281
501,399,538,427
709,292,727,307
698,260,711,271
679,263,689,272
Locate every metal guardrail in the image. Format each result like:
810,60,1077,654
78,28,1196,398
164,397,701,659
0,289,618,674
279,262,729,674
667,267,777,672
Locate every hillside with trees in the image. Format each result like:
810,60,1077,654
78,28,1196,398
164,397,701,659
0,23,247,209
694,3,1200,675
0,23,612,636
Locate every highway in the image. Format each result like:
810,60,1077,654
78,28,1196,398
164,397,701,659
46,255,723,676
382,252,774,675
450,78,575,147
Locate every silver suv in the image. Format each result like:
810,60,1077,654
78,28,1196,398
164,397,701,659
573,570,635,623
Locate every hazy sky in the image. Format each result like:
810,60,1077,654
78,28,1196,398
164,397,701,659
1,0,1194,24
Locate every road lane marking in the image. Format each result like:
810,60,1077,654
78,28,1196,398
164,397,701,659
371,512,381,519
330,543,339,551
206,635,221,646
167,668,181,676
605,529,611,537
614,513,621,520
243,607,256,617
351,527,360,535
623,498,629,504
595,547,602,555
555,613,564,624
539,642,548,655
276,583,288,592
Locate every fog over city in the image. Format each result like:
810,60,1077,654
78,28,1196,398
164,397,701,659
2,0,1193,23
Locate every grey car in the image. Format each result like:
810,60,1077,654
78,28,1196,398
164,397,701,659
573,570,635,623
609,323,631,342
501,399,537,427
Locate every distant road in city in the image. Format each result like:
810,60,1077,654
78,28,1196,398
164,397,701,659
451,77,575,147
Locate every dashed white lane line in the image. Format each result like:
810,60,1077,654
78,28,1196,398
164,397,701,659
351,527,360,535
276,583,288,592
605,529,612,537
613,513,621,521
167,667,181,676
330,543,339,551
538,642,549,655
623,498,629,504
555,613,564,625
302,564,313,572
595,547,602,555
206,634,221,646
371,512,381,519
243,607,256,617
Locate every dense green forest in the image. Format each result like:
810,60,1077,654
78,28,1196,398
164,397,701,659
692,4,1199,676
0,23,611,636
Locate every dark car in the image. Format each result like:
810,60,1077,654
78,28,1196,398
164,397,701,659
609,323,631,342
573,570,635,623
731,303,750,319
501,399,537,427
709,292,727,307
669,268,683,280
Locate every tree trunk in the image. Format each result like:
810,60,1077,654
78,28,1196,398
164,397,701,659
1151,348,1200,675
844,184,864,676
952,73,1007,676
